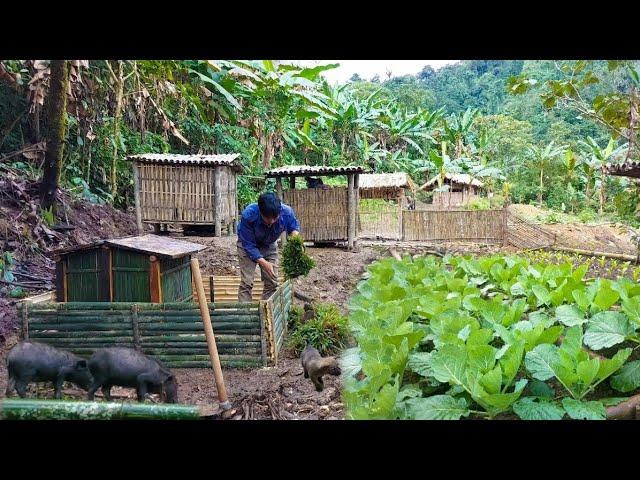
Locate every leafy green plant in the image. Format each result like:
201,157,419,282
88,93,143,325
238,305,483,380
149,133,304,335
282,236,316,279
40,206,55,227
0,252,15,283
286,302,350,356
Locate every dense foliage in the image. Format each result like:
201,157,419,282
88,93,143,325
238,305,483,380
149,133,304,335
341,254,640,419
287,302,351,356
1,59,640,223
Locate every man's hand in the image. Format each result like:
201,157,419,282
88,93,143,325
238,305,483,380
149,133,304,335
290,230,300,237
257,258,277,281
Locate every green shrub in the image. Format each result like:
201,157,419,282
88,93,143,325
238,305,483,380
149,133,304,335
282,236,316,279
578,208,597,224
469,198,491,210
286,303,350,356
288,305,303,330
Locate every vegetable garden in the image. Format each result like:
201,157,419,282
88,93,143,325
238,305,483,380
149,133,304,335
341,253,640,420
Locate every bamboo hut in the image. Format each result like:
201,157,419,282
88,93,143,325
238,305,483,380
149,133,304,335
264,165,368,250
52,235,206,303
359,172,417,202
127,153,243,236
421,173,484,208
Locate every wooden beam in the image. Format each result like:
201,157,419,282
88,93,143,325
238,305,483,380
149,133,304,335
133,163,143,234
99,246,111,302
54,257,65,304
149,255,162,303
289,176,296,189
275,177,285,246
214,167,222,237
347,174,355,251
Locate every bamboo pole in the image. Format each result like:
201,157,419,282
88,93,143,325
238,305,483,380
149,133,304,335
549,246,638,262
275,177,286,246
214,167,222,237
347,174,355,251
0,399,203,420
191,258,231,410
133,163,143,234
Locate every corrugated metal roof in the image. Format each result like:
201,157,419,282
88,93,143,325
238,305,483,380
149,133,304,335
54,235,207,259
127,153,242,170
423,172,484,188
606,160,640,178
359,172,416,190
265,165,368,177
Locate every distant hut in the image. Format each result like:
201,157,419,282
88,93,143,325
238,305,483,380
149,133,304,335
359,172,417,206
421,173,484,208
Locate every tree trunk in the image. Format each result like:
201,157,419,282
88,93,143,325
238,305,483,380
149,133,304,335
40,60,69,213
111,60,124,200
262,132,274,169
538,166,544,206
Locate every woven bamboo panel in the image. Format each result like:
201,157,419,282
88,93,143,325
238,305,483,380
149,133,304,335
506,211,556,249
138,164,235,225
358,200,401,240
193,274,286,303
283,187,351,241
431,191,479,208
403,209,505,243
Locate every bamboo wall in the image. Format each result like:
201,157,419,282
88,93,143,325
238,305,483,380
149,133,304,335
358,200,401,240
137,164,236,226
283,187,351,241
431,190,479,208
402,209,505,243
20,279,292,368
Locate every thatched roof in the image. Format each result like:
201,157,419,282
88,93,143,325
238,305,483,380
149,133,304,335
359,172,417,191
606,160,640,178
423,173,484,189
126,153,242,171
265,165,368,177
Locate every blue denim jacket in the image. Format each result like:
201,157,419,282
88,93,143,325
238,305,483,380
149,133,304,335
237,203,300,262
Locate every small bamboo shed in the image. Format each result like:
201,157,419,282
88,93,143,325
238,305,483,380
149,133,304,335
128,153,243,236
264,165,368,250
53,235,206,303
359,172,417,203
422,173,484,208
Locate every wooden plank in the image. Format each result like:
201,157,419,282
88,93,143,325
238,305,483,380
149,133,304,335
149,256,162,303
214,167,222,236
347,174,355,251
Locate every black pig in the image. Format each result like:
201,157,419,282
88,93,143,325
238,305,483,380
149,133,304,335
5,341,93,399
87,347,178,403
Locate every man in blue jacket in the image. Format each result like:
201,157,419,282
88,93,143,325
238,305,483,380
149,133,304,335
237,192,300,302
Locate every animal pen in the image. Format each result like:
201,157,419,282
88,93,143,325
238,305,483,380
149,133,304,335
19,235,292,368
128,153,242,236
264,165,368,250
358,172,417,240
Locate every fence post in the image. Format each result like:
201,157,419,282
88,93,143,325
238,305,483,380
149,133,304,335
502,207,508,246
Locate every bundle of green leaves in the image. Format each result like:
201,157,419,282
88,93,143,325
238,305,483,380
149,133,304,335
282,236,316,279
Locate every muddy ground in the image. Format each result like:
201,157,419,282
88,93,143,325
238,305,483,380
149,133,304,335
2,197,639,419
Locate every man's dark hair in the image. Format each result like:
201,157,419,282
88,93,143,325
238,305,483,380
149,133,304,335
258,192,281,219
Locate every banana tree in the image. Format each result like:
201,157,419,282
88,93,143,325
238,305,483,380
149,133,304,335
375,105,443,156
442,108,480,159
525,142,567,206
579,136,628,213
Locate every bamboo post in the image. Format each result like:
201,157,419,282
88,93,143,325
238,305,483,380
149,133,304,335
398,190,404,241
149,256,162,303
191,258,231,410
275,177,286,246
214,167,222,237
347,174,355,251
354,173,360,250
133,163,143,234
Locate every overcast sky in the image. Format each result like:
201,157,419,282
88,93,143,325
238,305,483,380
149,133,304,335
293,60,460,84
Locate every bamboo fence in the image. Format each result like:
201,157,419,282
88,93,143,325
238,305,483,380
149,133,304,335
402,209,506,243
506,210,556,249
19,278,292,369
